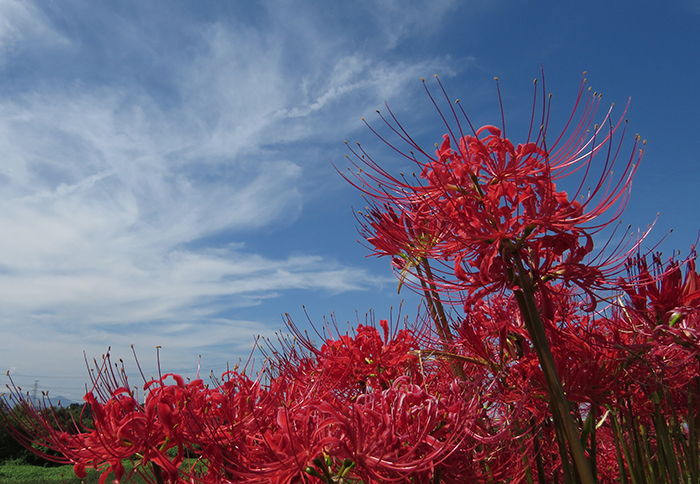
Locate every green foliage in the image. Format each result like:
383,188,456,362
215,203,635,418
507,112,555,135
0,461,150,484
0,402,92,466
0,407,32,465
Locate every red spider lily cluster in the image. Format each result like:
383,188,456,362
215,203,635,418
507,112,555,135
3,73,700,483
2,323,520,484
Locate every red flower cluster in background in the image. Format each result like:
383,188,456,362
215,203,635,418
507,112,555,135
3,73,700,483
3,320,524,483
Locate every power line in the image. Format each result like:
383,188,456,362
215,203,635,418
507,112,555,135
6,373,90,379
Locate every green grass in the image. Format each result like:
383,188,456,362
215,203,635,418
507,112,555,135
0,462,96,484
0,461,150,484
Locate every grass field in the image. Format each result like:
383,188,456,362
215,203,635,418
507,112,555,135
0,462,100,484
0,461,149,484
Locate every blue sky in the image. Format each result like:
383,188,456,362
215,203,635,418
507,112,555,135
1,0,698,401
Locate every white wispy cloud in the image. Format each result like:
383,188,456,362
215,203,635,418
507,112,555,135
0,0,69,61
0,0,459,396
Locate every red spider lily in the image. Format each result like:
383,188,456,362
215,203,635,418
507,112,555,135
2,357,190,484
310,376,511,483
2,353,209,484
314,321,419,392
176,370,274,482
620,249,700,327
1,382,140,484
347,73,645,304
78,374,196,483
199,372,335,483
613,250,700,398
342,74,654,483
276,314,425,395
219,393,337,483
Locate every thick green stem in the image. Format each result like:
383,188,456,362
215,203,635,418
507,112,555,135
511,254,596,484
418,259,454,342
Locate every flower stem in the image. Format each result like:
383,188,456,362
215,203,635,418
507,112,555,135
511,253,596,484
418,259,466,380
152,462,166,484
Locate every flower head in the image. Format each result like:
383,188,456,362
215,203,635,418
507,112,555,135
346,73,645,302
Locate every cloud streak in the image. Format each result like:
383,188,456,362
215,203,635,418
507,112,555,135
0,0,460,397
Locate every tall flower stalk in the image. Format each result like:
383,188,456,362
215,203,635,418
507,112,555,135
345,72,645,483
